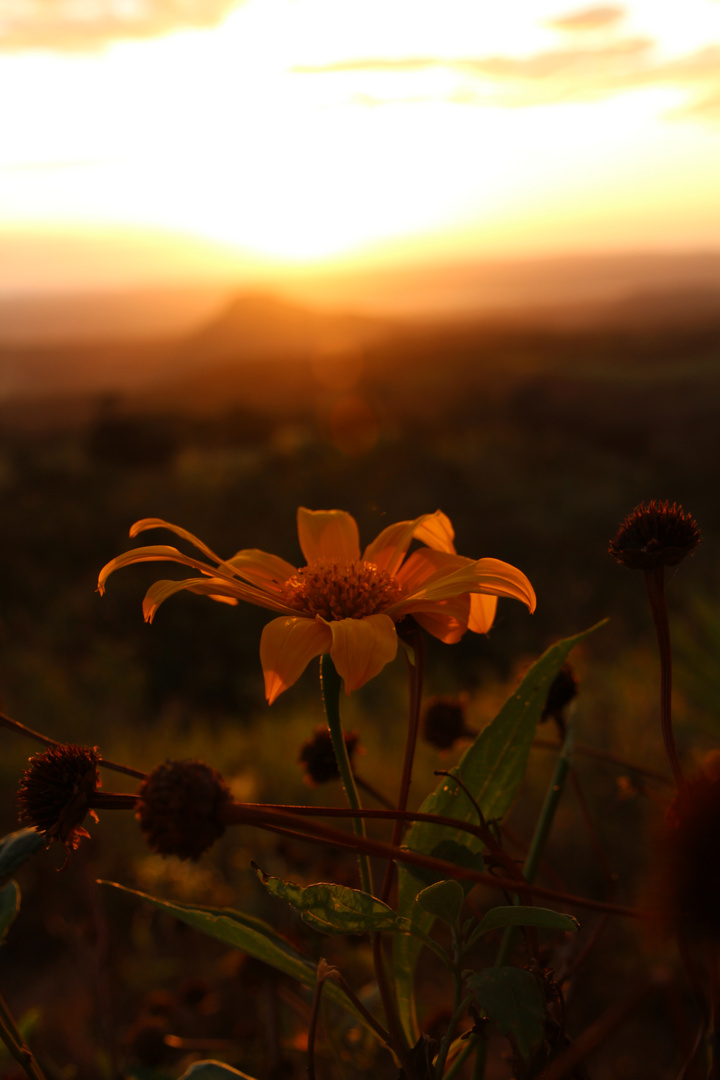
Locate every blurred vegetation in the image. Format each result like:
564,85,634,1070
0,310,718,1077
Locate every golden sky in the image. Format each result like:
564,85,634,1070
2,0,720,290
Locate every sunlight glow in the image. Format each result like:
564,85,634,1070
1,0,720,279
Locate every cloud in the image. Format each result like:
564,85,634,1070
546,6,626,32
293,39,720,122
0,0,241,52
293,38,655,85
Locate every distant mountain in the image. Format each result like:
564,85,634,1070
178,291,393,366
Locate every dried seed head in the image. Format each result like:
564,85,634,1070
654,761,720,943
422,695,474,750
298,726,359,786
17,744,100,861
609,500,701,570
135,760,231,860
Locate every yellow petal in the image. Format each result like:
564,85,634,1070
297,508,361,565
468,592,498,634
260,616,332,704
129,518,225,564
97,545,212,594
326,614,398,693
412,510,456,554
363,511,457,575
471,558,536,613
395,548,470,594
141,576,230,622
225,549,298,588
393,557,536,612
411,596,470,644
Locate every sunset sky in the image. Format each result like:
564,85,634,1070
2,0,720,293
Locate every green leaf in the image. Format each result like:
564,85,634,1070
254,865,402,936
393,621,606,1044
0,882,20,945
403,839,485,891
179,1063,259,1080
469,906,579,944
0,829,45,886
416,880,465,927
101,881,376,1036
468,966,545,1060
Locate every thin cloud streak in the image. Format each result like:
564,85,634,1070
546,5,626,32
0,0,241,52
293,40,720,120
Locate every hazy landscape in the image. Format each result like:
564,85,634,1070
1,252,720,1078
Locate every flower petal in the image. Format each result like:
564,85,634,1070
97,545,213,594
129,518,225,564
392,557,536,612
297,509,361,564
411,595,470,644
225,549,298,588
260,616,332,704
470,558,536,613
412,511,456,554
141,577,243,622
326,614,398,693
395,548,471,595
363,511,457,575
468,592,498,634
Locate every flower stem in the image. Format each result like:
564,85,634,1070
320,655,372,894
495,715,574,968
644,564,684,789
380,626,425,903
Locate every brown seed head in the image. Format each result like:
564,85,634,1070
17,744,100,859
609,500,701,570
135,760,231,860
298,726,359,786
422,695,474,750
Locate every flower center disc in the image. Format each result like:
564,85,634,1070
282,558,402,620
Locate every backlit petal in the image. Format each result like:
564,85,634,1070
363,511,457,575
226,549,298,588
412,511,456,554
297,508,361,564
411,596,470,644
326,614,398,693
471,559,536,613
395,548,471,595
468,593,498,634
98,545,214,594
260,616,332,704
129,518,225,564
393,557,536,612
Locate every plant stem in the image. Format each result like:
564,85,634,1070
644,564,684,789
434,965,470,1078
496,716,575,967
0,710,146,780
0,991,47,1080
373,628,425,1075
320,655,373,894
380,626,425,902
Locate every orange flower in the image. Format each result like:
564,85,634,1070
98,509,535,703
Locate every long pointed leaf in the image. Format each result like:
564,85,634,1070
101,881,378,1036
393,620,606,1043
